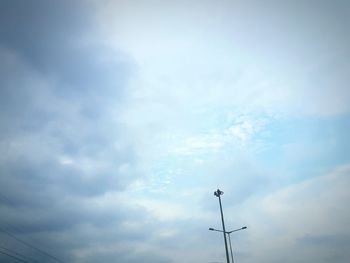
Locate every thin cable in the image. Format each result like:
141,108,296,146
0,213,49,262
1,220,40,245
0,245,42,263
0,209,55,254
0,250,30,263
0,193,64,263
0,227,64,263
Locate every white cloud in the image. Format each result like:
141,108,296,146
236,163,350,263
96,0,350,118
1,2,349,263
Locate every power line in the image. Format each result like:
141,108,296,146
0,192,64,263
0,203,56,255
0,227,64,263
0,250,30,263
0,245,42,263
0,211,53,263
1,219,41,244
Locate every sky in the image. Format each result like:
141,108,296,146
0,0,349,263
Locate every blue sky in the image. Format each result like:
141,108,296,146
0,1,349,263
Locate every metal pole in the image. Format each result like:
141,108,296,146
215,189,230,263
227,233,234,263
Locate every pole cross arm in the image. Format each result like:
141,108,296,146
214,189,224,197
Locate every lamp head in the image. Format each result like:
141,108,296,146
214,189,224,197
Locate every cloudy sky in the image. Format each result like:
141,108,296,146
0,1,349,262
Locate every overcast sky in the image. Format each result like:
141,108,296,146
0,1,350,263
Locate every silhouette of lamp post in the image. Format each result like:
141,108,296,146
213,189,230,263
209,226,247,263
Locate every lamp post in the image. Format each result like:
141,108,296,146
214,189,230,263
209,226,247,263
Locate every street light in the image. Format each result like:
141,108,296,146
213,189,230,263
209,226,247,263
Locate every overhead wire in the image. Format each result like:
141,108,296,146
0,227,64,263
0,198,50,250
0,219,46,251
0,192,64,263
0,250,30,263
0,245,42,263
0,225,64,263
